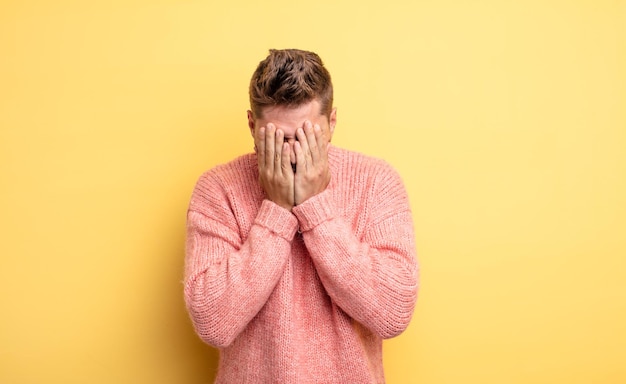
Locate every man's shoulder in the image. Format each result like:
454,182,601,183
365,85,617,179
194,153,257,190
202,153,255,176
331,146,398,177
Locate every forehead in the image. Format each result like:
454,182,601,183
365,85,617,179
258,100,326,128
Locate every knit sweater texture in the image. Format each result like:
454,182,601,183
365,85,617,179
184,145,419,384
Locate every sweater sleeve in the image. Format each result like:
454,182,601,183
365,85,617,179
184,172,299,348
292,164,419,339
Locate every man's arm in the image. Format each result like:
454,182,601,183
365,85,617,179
184,176,298,348
185,123,299,348
293,167,418,339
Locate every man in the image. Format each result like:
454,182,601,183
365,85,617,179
184,49,418,383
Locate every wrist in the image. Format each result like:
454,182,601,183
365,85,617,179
267,196,293,212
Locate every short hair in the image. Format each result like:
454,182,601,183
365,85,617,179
249,49,333,119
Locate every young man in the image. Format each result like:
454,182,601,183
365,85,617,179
184,49,419,383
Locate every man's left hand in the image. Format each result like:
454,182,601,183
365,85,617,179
294,120,331,205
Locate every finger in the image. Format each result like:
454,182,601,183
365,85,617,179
265,123,276,170
313,124,328,163
296,124,310,163
275,129,284,174
294,140,306,173
281,142,292,177
290,143,296,165
306,123,321,164
257,126,266,169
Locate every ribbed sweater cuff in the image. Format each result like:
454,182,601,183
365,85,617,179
292,189,335,232
254,199,299,241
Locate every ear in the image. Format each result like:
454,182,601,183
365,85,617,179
328,107,337,139
247,110,255,138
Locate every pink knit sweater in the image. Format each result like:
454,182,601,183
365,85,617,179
185,145,418,384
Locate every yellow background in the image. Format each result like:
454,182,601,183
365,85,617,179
1,0,625,383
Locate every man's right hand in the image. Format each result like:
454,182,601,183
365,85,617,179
255,123,295,211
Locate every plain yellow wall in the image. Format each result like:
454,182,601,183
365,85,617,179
1,0,625,383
